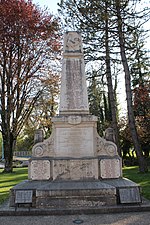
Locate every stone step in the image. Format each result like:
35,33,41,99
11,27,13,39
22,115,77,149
10,178,142,209
36,180,117,208
36,195,116,209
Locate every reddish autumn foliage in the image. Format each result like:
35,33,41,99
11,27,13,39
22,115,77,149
133,84,150,116
132,83,150,157
0,0,61,172
0,0,60,50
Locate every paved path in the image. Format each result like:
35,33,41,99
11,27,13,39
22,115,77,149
0,162,4,169
0,212,150,225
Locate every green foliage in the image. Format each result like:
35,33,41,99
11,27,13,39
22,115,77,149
87,69,113,135
28,72,60,136
16,136,33,152
0,167,28,204
15,125,35,152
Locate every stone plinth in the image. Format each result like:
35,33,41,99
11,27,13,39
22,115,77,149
10,180,117,208
36,181,116,208
103,178,141,204
28,156,123,181
52,115,97,157
10,178,141,208
53,158,99,180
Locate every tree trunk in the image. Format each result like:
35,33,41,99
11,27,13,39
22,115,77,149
105,1,121,156
115,0,148,172
3,132,15,173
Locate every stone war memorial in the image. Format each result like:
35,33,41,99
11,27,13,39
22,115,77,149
10,31,141,211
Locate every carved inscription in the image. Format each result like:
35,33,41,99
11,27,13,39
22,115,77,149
68,116,81,124
64,32,82,52
119,187,141,203
30,160,50,180
15,190,33,204
65,59,88,111
100,159,121,179
59,31,89,114
53,159,98,180
60,59,89,113
55,127,94,157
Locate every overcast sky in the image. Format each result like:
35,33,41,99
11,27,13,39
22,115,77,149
33,0,60,14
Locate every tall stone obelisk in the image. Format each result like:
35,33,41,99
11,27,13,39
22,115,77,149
59,31,89,115
10,32,141,209
30,31,120,178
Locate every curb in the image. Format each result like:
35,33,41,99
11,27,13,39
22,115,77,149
0,204,150,216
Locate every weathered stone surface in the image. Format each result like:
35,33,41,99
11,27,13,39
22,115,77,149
104,127,116,142
102,177,140,187
102,178,142,204
51,115,97,158
34,129,44,144
52,115,97,123
36,196,116,209
29,31,121,186
15,190,33,204
55,127,94,157
119,187,141,203
29,160,51,180
10,178,142,207
52,158,99,180
9,180,48,207
99,158,122,179
36,180,116,208
36,180,116,194
59,31,89,115
30,31,119,162
96,134,118,157
32,132,54,157
63,31,83,53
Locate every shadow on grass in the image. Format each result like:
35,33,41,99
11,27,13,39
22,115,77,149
0,167,28,205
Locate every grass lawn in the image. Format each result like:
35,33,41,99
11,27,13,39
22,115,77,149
123,166,150,200
0,166,150,205
0,167,28,205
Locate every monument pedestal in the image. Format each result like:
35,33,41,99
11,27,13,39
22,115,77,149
9,31,141,210
28,114,122,182
9,178,141,209
36,180,117,208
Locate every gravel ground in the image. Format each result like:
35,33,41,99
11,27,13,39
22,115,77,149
0,212,150,225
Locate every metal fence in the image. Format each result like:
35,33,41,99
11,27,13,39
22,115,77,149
13,151,31,157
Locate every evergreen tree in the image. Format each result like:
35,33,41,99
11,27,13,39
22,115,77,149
58,0,149,172
114,0,148,172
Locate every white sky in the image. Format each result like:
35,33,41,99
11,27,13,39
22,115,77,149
33,0,60,14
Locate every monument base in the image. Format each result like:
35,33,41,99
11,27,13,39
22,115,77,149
28,156,122,181
36,180,116,208
9,178,141,209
